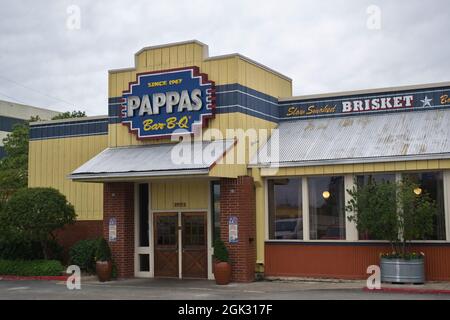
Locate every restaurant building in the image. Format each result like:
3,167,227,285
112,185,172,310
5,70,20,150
28,40,450,281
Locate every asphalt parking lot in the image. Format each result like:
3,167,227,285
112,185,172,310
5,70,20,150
1,278,450,300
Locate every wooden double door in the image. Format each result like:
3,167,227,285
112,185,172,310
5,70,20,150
153,212,207,278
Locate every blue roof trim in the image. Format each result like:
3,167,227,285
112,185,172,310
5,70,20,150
107,83,450,124
30,118,109,140
107,83,281,123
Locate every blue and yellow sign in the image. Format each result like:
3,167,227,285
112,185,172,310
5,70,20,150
279,85,450,120
121,67,215,138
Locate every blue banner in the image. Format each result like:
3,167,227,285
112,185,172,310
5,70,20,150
121,67,215,138
279,85,450,120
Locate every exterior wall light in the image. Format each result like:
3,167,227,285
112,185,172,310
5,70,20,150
322,191,331,199
413,187,422,195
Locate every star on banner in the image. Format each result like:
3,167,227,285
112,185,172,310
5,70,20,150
420,96,433,108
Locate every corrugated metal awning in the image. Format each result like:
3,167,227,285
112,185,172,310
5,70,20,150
252,109,450,167
69,139,235,181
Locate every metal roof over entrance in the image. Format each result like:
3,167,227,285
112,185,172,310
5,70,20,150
69,139,235,181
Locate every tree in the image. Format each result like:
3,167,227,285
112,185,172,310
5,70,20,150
346,178,436,258
51,110,86,120
0,187,76,259
0,118,37,209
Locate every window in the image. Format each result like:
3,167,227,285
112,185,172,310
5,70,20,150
139,254,150,272
404,172,446,240
211,181,221,242
139,183,149,247
356,173,395,187
308,176,345,240
268,179,303,240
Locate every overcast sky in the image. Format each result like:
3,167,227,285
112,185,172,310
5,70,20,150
0,0,449,115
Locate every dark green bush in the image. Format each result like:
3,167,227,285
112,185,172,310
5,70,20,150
0,187,76,260
95,238,112,261
0,239,63,261
213,238,229,262
0,260,63,276
69,238,99,273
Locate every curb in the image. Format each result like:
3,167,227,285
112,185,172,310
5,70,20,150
0,275,69,281
363,286,450,295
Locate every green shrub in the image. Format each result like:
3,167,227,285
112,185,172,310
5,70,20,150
0,187,76,259
346,178,436,258
213,238,229,262
95,238,112,261
0,260,63,276
0,239,63,261
69,238,99,273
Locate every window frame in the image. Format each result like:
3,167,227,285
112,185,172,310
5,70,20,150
265,169,450,243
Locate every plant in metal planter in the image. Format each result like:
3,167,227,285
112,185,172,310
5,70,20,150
346,178,436,284
95,238,112,282
213,238,231,285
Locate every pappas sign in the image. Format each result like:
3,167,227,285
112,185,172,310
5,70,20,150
121,67,215,138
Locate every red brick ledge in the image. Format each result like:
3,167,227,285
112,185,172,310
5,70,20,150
0,275,69,281
363,287,450,295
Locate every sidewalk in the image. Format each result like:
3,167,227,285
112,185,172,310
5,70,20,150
264,276,450,295
2,277,450,299
365,281,450,294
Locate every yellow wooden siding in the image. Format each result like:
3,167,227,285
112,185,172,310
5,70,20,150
108,41,291,150
28,135,108,220
260,160,450,177
209,113,278,178
150,180,209,210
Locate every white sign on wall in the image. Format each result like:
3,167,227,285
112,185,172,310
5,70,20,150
229,216,238,243
109,217,117,242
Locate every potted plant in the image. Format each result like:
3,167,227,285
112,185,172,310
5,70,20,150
95,238,112,282
213,238,231,285
346,178,436,284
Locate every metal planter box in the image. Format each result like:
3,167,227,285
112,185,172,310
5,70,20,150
380,258,425,284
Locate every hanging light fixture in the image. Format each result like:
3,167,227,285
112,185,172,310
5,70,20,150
322,191,331,199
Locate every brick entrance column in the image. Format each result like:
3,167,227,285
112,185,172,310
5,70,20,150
219,176,256,282
103,182,134,278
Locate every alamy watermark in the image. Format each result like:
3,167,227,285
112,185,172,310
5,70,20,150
66,5,81,30
366,5,381,30
66,265,81,290
169,127,280,173
366,265,381,290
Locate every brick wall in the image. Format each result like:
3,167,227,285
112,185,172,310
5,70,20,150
54,220,103,262
103,182,135,278
220,176,256,282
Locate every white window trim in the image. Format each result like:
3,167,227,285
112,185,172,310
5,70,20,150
344,174,358,241
207,181,214,280
134,182,152,278
301,178,309,241
444,170,450,241
264,179,269,241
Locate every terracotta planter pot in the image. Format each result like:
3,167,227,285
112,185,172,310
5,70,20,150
96,260,112,282
214,261,231,285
